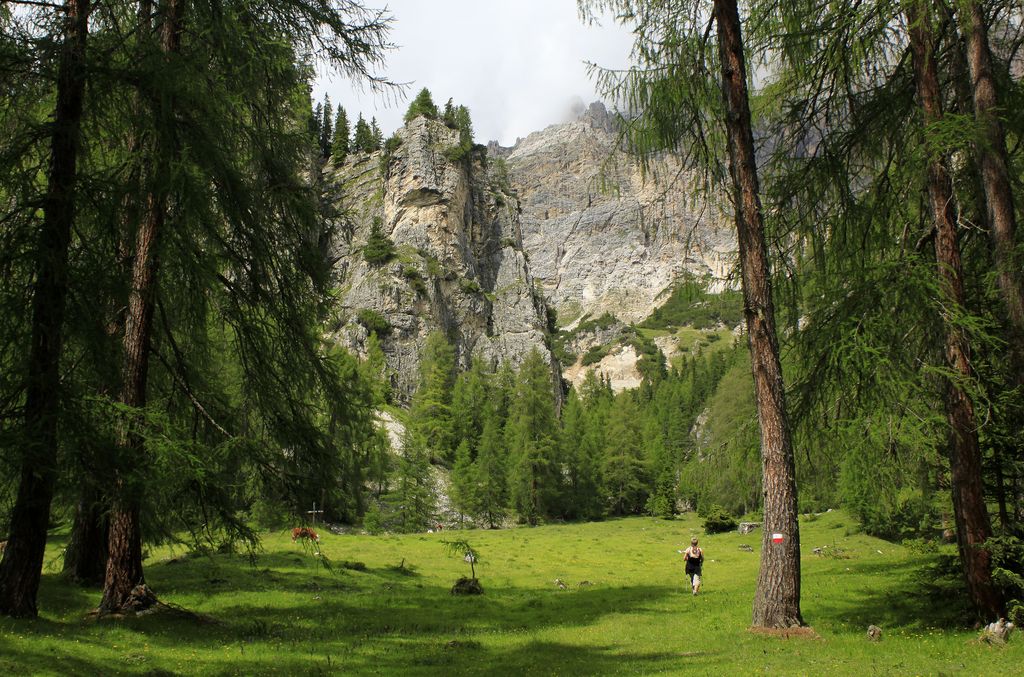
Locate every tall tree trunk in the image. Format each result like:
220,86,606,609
99,0,183,614
64,0,154,585
0,0,90,619
714,0,803,629
62,485,109,586
958,1,1024,529
906,0,1004,620
956,0,1024,360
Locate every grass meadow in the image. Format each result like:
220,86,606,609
1,510,1020,675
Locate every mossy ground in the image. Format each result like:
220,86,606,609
2,511,1019,675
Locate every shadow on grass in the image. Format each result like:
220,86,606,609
809,556,973,630
3,549,694,676
3,634,712,676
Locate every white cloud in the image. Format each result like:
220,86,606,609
314,1,634,146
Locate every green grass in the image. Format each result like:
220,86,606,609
2,511,1020,675
640,279,744,331
636,327,671,339
668,328,735,369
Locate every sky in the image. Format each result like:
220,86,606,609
313,1,636,146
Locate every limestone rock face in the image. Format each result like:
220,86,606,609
564,345,643,394
502,102,737,325
329,117,553,400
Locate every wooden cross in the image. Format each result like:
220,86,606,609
307,502,324,527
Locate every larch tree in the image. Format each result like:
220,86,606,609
602,394,647,515
580,0,803,627
750,0,1013,620
1,0,397,618
954,0,1024,372
94,0,395,613
406,331,456,464
0,0,91,618
100,0,187,615
474,413,509,528
506,348,561,524
904,0,1002,620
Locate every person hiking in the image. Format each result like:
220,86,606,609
681,537,704,595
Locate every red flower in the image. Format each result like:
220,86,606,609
291,527,320,542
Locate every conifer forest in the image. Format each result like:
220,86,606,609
1,0,1023,673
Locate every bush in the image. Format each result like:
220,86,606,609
379,133,403,177
491,157,511,192
362,503,385,534
459,277,482,294
702,505,738,534
363,218,395,265
545,306,558,335
424,255,443,278
402,266,427,295
356,308,391,337
581,344,611,366
988,535,1024,623
576,311,620,334
383,133,402,154
443,144,470,164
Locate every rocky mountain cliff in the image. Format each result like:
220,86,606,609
328,117,553,399
496,102,736,325
327,104,739,397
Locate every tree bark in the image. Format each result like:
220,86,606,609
957,0,1024,362
906,0,1004,620
99,0,183,614
63,486,109,586
714,0,803,629
0,0,90,619
65,0,155,582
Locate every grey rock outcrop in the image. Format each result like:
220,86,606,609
500,102,737,324
329,117,553,400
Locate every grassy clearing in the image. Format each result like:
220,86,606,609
2,511,1019,675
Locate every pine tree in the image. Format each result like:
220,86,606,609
312,102,323,146
442,98,457,127
370,117,383,150
559,389,604,520
451,359,490,452
359,331,392,405
450,440,477,524
407,331,456,464
505,349,561,524
353,113,375,153
454,105,473,150
319,96,333,158
474,414,508,528
602,394,648,515
331,106,350,166
644,420,676,519
404,87,438,122
388,425,435,532
363,217,395,265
